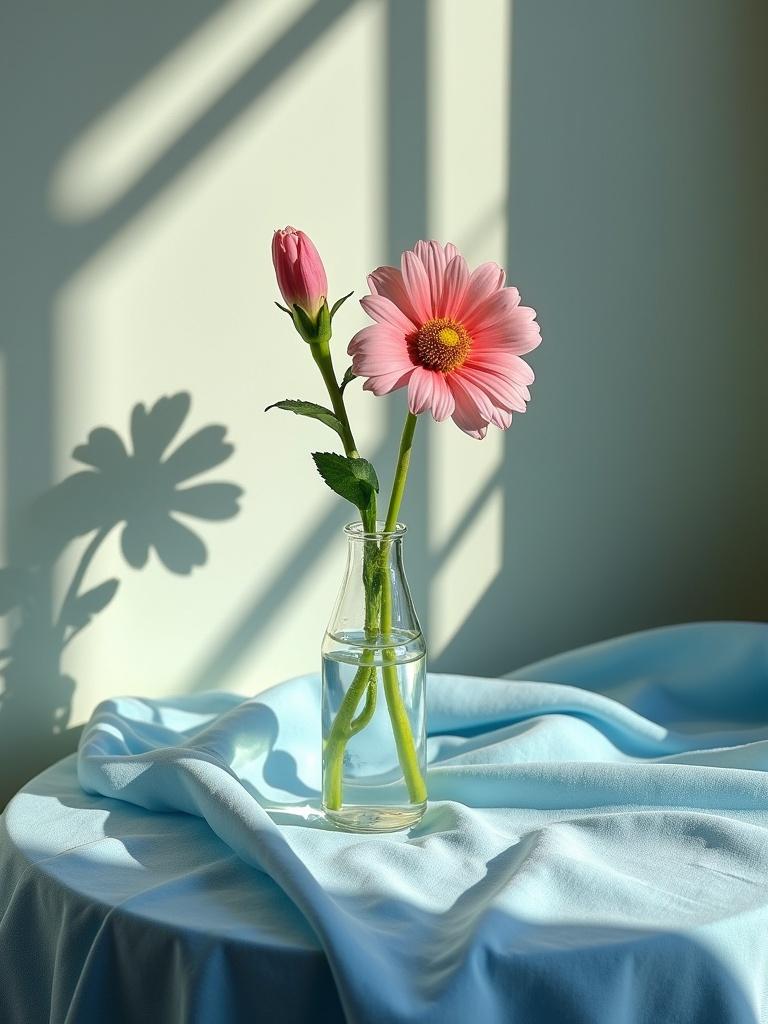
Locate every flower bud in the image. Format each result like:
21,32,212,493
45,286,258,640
271,226,328,323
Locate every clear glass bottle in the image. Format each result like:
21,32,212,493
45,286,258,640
322,522,427,832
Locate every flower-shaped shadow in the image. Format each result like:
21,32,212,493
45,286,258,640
0,392,243,806
70,392,242,574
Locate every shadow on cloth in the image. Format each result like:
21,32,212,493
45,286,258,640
4,765,759,1024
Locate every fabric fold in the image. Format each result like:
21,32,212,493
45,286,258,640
2,622,767,1023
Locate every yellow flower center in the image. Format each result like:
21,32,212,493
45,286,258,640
412,317,471,372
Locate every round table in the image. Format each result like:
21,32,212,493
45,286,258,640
1,756,343,1024
3,625,768,1024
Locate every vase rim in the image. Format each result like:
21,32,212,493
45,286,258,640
344,520,407,541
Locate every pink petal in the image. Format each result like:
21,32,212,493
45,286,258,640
450,390,488,438
449,375,481,433
360,294,417,333
464,286,521,334
407,366,435,415
462,357,534,403
406,368,455,421
447,373,494,440
363,367,414,396
413,240,432,267
358,246,541,424
465,352,535,386
490,407,514,430
456,366,528,413
438,255,470,318
294,234,328,313
431,373,455,421
448,371,495,421
414,241,450,310
401,250,434,323
472,314,542,356
352,351,414,377
457,262,506,325
348,325,413,378
348,324,407,354
271,229,328,319
367,266,421,325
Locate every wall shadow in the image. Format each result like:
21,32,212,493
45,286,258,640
434,0,768,676
0,1,360,793
0,393,242,806
2,0,766,794
182,0,431,693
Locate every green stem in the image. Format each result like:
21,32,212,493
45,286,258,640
382,657,426,802
312,334,384,809
323,656,376,810
384,412,417,531
311,340,360,459
349,667,377,734
314,348,425,811
323,538,381,811
380,410,427,805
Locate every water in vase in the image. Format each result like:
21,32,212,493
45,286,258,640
322,628,426,832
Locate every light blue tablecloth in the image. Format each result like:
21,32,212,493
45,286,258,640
2,622,768,1023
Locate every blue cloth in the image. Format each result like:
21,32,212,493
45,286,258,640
2,622,768,1024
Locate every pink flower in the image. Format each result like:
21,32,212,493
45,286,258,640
349,241,541,438
271,226,328,321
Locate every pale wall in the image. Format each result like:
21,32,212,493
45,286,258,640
1,0,766,804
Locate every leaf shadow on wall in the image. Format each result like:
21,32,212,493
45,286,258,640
0,392,243,806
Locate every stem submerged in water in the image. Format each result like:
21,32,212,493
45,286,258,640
320,404,427,812
378,411,426,804
323,656,376,810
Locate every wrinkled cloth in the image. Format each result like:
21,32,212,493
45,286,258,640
2,622,768,1024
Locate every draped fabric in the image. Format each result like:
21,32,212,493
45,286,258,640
2,622,767,1023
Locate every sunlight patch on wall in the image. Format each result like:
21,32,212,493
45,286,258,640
429,0,510,261
425,0,510,657
49,0,316,222
51,0,387,721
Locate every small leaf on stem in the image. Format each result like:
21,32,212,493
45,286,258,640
265,400,345,439
339,366,357,394
330,291,354,319
312,452,379,515
292,303,317,340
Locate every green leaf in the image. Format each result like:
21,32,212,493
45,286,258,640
291,303,317,341
274,301,292,315
312,452,379,514
67,578,119,629
265,399,344,439
330,291,354,319
316,300,331,342
288,301,331,345
339,366,357,394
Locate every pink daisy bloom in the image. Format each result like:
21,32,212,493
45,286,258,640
348,241,541,438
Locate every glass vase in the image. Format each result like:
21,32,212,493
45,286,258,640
321,521,427,833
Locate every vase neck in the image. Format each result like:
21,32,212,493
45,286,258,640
325,522,421,644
